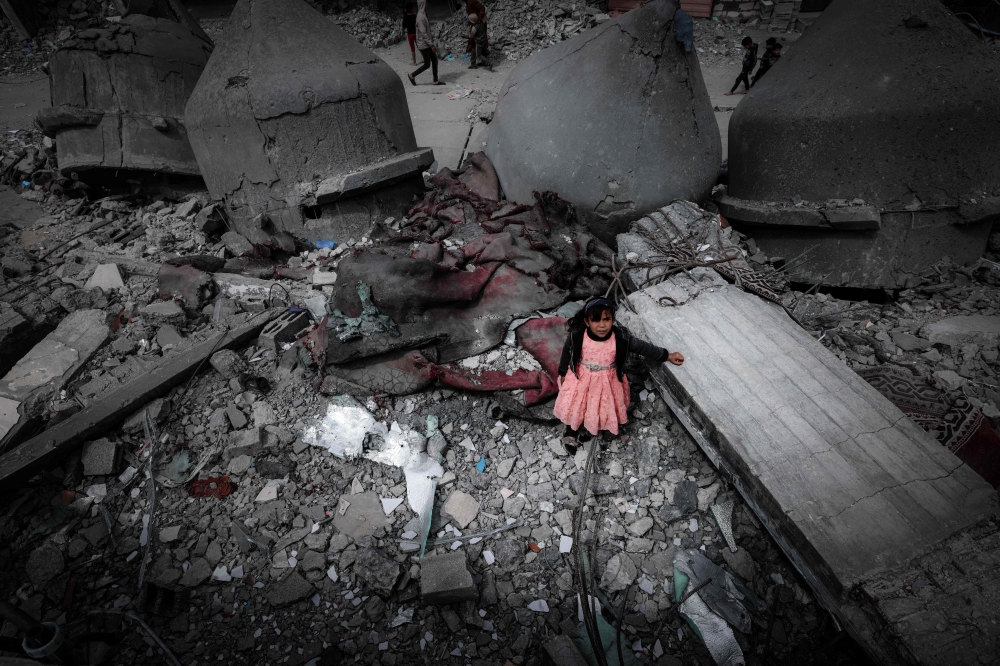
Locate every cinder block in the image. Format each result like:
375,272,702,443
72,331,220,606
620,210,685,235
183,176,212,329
420,552,478,605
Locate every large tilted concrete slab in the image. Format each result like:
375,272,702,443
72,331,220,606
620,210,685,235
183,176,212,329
618,265,998,664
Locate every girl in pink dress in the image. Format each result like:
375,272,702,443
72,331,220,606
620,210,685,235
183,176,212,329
553,298,684,447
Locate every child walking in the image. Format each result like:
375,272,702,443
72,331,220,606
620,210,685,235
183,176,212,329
554,298,684,447
403,2,418,66
725,36,758,95
751,41,781,87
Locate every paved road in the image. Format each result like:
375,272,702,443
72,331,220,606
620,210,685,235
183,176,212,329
377,38,513,172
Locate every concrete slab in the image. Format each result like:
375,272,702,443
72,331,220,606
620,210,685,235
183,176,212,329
0,309,109,402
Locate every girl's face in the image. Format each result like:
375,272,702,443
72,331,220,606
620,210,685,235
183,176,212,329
585,309,614,338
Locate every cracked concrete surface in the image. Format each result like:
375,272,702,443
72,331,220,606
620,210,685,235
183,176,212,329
485,0,720,247
185,0,427,240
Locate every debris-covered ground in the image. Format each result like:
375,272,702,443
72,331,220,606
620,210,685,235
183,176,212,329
2,3,999,666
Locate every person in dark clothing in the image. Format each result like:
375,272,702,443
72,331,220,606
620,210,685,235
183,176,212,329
465,0,488,58
403,2,417,66
751,41,781,87
725,36,757,95
408,0,444,86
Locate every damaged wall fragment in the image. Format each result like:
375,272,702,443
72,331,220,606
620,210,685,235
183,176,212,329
721,0,1000,289
184,0,434,244
37,0,214,176
485,0,721,246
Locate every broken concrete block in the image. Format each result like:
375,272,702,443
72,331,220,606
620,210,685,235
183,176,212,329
221,231,255,257
210,349,247,379
255,485,278,503
180,557,213,588
332,491,391,539
228,454,253,476
891,332,932,352
184,0,433,241
160,525,185,543
420,552,478,605
353,547,401,595
485,0,719,245
921,316,1000,348
141,300,186,326
600,553,636,593
80,438,118,476
637,436,660,477
224,427,263,462
258,310,310,354
156,325,184,351
267,571,314,607
496,457,516,479
42,4,213,175
26,543,64,588
443,491,481,529
725,0,1000,288
84,264,125,291
226,404,248,429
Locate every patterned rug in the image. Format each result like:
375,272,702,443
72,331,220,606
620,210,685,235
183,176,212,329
859,365,1000,488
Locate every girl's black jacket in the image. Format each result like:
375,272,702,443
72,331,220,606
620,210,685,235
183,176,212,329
557,324,669,382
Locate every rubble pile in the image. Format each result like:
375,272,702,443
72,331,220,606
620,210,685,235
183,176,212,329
0,155,881,664
322,0,611,64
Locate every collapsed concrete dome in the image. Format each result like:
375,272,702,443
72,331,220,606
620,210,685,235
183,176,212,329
721,0,1000,289
35,0,213,176
184,0,433,243
485,0,721,246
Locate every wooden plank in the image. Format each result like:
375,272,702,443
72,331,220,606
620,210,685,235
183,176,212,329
0,311,278,487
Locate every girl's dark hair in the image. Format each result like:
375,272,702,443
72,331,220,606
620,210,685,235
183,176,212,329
405,2,416,11
568,298,615,330
742,36,753,46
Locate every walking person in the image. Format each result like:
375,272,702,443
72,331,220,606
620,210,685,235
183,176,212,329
403,2,418,66
554,298,684,451
407,0,444,86
751,41,781,87
725,36,758,95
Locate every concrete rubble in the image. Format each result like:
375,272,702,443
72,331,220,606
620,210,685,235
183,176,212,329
0,2,998,666
38,0,215,176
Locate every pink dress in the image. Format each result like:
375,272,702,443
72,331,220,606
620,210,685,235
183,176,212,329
553,332,630,435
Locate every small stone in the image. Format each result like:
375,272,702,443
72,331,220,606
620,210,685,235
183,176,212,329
26,544,64,587
210,349,247,379
497,457,516,479
628,517,654,537
255,485,278,502
443,491,481,529
933,369,967,390
304,532,329,551
228,454,253,475
226,403,247,430
266,571,315,607
301,550,326,572
179,557,212,588
673,480,698,515
502,495,526,518
159,525,184,543
600,553,636,593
